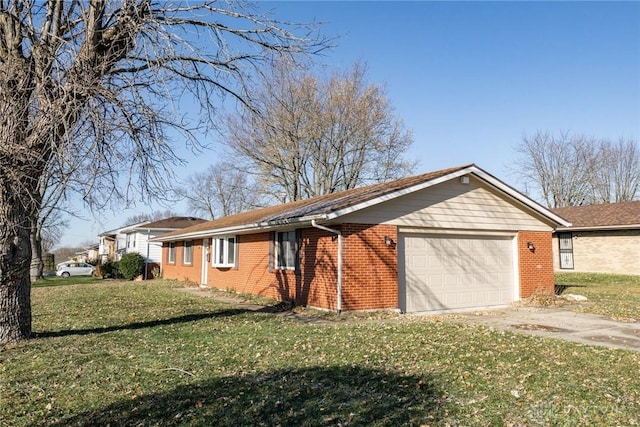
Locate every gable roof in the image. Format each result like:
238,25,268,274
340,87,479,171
129,216,207,231
552,201,640,231
99,217,206,237
99,221,150,237
154,164,570,242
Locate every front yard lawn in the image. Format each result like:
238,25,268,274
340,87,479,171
1,278,639,426
556,272,640,321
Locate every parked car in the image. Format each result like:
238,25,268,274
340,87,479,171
56,262,96,278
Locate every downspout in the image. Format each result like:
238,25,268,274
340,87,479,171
311,220,343,314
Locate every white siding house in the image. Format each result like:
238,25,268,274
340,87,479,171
98,217,206,268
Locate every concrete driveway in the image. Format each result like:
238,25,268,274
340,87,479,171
450,306,640,352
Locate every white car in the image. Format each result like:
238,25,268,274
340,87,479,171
56,262,96,278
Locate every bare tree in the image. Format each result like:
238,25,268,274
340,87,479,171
511,130,601,208
512,131,640,208
175,162,262,220
224,60,416,202
0,1,328,344
122,209,182,227
29,163,77,281
40,210,68,255
594,138,640,203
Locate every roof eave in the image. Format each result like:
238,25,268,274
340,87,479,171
555,223,640,232
151,214,327,242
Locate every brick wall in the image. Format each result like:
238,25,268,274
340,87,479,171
342,224,398,310
552,230,640,275
518,231,554,297
161,239,203,284
161,224,400,311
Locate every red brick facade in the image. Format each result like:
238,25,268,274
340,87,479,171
517,231,555,297
341,224,398,310
161,226,556,311
161,240,204,285
161,224,399,311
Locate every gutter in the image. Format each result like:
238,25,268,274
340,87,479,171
151,214,328,243
555,224,639,232
311,220,343,314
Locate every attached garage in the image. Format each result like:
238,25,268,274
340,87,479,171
399,233,516,313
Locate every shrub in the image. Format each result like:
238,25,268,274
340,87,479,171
96,261,121,279
119,253,146,280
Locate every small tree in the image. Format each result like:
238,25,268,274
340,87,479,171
119,253,146,280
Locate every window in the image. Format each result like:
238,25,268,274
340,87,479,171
213,236,236,268
558,232,574,269
168,242,176,264
183,241,193,265
126,233,135,248
276,230,297,270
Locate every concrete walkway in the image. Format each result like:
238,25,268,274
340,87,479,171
450,306,640,352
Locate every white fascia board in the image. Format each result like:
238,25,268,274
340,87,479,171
555,224,640,232
151,215,326,242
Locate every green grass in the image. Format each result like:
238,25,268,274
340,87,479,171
1,278,639,426
556,272,640,321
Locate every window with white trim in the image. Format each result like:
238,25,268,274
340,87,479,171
276,230,296,270
183,240,193,265
213,236,236,268
126,233,136,248
168,242,176,264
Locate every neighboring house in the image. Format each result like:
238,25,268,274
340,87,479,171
154,165,569,313
99,221,148,263
76,244,100,263
552,201,640,275
98,217,207,270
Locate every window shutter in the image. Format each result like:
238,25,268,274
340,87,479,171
268,231,275,272
294,229,302,276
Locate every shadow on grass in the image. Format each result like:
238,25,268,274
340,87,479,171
32,276,103,288
34,301,296,339
33,309,252,339
50,366,444,426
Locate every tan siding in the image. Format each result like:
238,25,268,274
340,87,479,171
340,178,553,232
553,230,640,275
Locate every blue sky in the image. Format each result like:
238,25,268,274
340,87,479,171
60,1,640,247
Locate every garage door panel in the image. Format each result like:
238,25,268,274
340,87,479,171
402,234,515,312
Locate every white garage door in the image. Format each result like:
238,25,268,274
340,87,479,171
401,234,515,313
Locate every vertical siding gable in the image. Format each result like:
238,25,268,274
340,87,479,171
340,178,553,232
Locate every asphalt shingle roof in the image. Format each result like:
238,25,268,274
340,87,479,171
157,164,473,240
552,201,640,229
137,216,207,230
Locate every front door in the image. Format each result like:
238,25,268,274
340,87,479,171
201,238,209,286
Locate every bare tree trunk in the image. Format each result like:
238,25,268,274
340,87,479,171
0,204,33,344
30,223,45,282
